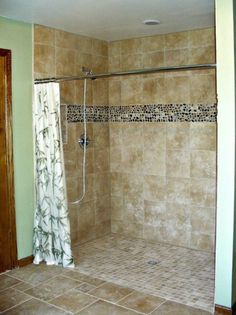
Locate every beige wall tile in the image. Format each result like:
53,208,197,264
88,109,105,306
108,41,121,56
143,78,165,104
123,196,144,224
143,123,166,151
121,79,143,105
122,123,143,146
92,39,108,56
95,196,110,224
110,172,123,197
111,196,123,220
56,48,76,76
165,31,189,50
190,150,216,178
94,172,110,198
122,145,143,173
189,28,215,48
143,148,166,176
143,175,166,202
109,80,121,105
76,35,93,53
94,148,110,173
166,178,190,204
142,51,164,68
142,35,165,52
108,55,121,72
93,123,109,148
111,220,124,234
76,53,93,70
60,81,75,104
190,178,216,208
34,44,55,76
190,206,215,234
166,123,190,150
123,173,143,199
92,79,109,105
190,232,214,252
164,49,189,67
123,221,143,238
109,123,123,147
166,150,190,178
121,38,142,55
92,55,108,73
189,46,216,65
34,25,55,45
95,219,111,238
190,123,216,151
165,76,190,103
55,29,77,49
190,74,216,103
110,146,122,172
144,200,166,225
120,54,143,70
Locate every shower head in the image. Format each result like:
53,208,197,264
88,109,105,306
82,66,93,76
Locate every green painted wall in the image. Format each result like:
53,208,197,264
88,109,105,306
0,17,34,259
215,0,235,308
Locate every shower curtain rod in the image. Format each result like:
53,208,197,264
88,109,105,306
34,63,216,84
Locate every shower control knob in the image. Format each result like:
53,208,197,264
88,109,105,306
78,134,90,148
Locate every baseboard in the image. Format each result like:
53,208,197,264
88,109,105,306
18,255,34,267
215,303,236,315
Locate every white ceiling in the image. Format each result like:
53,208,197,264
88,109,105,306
0,0,215,41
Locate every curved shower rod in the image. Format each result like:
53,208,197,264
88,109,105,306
34,63,216,84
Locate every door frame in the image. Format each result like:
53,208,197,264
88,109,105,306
0,48,17,271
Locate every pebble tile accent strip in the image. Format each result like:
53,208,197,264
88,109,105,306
66,103,217,123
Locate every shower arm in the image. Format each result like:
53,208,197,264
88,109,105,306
34,63,216,84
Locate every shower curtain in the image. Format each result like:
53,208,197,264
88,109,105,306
33,82,74,268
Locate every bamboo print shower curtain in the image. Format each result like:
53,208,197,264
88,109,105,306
33,82,74,268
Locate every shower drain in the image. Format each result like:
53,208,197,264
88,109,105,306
147,260,159,266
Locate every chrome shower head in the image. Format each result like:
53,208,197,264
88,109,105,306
82,66,93,76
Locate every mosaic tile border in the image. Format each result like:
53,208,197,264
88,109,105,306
66,103,217,123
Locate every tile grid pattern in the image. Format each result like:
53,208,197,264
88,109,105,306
73,234,215,313
0,234,213,314
66,103,217,123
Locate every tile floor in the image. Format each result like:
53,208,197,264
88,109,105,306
0,234,215,314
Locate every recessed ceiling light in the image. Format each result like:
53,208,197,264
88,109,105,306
143,19,161,26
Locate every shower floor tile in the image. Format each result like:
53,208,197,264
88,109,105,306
73,233,215,313
2,234,214,314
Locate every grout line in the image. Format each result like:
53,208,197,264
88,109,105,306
79,296,145,315
28,296,74,314
114,290,135,304
0,296,32,314
147,299,167,314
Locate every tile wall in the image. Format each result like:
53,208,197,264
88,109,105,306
108,28,216,251
34,25,111,244
34,25,216,251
